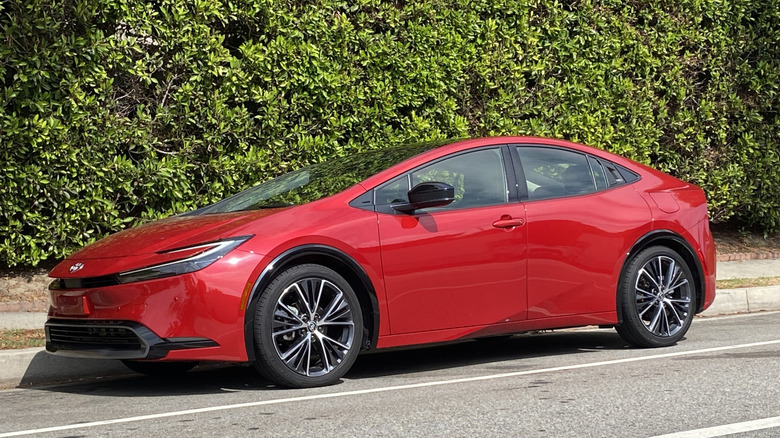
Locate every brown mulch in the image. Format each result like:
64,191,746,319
0,268,50,305
0,329,46,349
0,301,49,312
711,223,780,261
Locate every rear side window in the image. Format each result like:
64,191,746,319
516,146,640,201
516,147,596,200
616,164,641,183
588,156,608,190
601,159,629,187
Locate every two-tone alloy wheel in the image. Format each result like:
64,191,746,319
253,264,363,388
616,246,696,347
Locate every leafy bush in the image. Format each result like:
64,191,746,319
1,0,778,266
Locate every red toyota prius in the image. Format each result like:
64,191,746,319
46,137,716,388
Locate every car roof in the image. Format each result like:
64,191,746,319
354,136,649,192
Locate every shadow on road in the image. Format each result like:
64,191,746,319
26,329,630,396
349,329,630,379
29,363,273,397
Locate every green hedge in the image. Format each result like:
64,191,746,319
1,0,778,266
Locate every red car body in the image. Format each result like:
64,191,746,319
47,137,716,384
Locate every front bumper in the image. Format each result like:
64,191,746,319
45,319,218,360
46,250,265,362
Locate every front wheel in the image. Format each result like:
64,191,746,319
252,264,363,388
616,246,696,348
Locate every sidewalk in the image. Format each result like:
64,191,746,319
716,259,780,279
1,258,778,389
0,313,46,330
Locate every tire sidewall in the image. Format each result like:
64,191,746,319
619,246,696,347
253,264,363,388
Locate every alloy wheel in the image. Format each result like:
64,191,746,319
634,255,692,337
271,278,355,377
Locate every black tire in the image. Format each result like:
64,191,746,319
252,264,363,388
121,360,198,376
616,246,696,348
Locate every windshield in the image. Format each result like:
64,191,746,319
198,140,457,214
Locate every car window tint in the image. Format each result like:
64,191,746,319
602,160,626,187
516,147,596,200
375,174,410,205
198,140,453,214
375,148,508,210
616,164,641,183
588,156,608,190
411,148,507,210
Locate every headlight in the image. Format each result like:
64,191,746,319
116,235,254,284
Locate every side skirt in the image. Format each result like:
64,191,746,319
376,312,617,349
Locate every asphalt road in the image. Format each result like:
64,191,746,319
1,312,779,438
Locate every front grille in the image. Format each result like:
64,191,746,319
45,319,218,360
47,325,143,350
45,320,149,359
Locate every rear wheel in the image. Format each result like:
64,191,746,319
252,264,363,388
616,246,696,348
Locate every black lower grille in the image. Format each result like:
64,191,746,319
45,320,150,359
47,325,143,350
45,319,219,360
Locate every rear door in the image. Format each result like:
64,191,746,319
513,145,652,319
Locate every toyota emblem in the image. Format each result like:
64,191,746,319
69,262,84,273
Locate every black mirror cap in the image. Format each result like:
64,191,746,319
393,181,455,212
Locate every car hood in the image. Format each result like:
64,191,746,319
50,209,288,279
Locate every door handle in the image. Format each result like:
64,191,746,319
492,217,525,229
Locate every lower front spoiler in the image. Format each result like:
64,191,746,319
45,319,218,360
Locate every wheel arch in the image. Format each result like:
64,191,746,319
243,244,380,362
617,230,706,324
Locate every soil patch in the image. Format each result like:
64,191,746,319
712,223,780,255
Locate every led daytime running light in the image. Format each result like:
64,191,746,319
116,235,253,284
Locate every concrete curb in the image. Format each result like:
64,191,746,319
1,285,778,389
700,285,780,316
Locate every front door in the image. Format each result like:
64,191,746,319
376,147,528,334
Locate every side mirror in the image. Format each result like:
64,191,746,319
392,181,455,213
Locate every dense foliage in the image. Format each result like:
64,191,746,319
1,0,778,266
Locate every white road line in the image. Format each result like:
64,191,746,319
649,415,780,437
2,339,780,437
